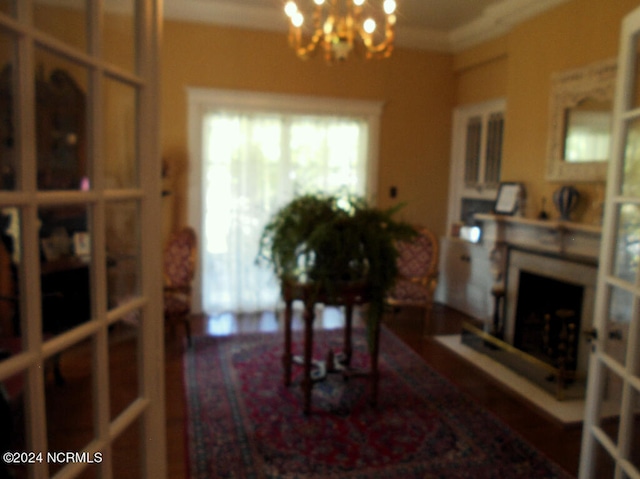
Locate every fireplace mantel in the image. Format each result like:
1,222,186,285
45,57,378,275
475,213,602,262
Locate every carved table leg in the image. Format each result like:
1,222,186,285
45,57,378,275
343,302,353,365
370,316,381,408
283,298,293,387
302,299,315,415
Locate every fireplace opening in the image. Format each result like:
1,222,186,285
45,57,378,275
514,271,583,371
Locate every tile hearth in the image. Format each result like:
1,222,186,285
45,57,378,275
435,334,620,426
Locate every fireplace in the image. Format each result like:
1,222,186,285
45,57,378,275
504,248,597,379
461,214,602,400
513,270,583,371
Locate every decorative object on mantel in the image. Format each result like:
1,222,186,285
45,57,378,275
493,182,525,216
553,185,580,221
537,197,550,220
284,0,397,63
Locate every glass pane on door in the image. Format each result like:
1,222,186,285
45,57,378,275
597,363,624,446
484,112,503,187
628,387,640,473
622,117,640,197
464,116,482,187
104,0,137,72
109,318,139,420
0,371,27,479
106,201,140,308
39,205,92,337
104,79,138,189
45,339,95,476
112,416,142,478
0,32,17,191
46,338,95,477
34,0,87,53
631,33,640,110
35,49,89,191
592,438,616,479
0,207,20,356
612,203,640,284
604,285,632,365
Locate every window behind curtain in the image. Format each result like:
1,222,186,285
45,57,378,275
201,110,369,314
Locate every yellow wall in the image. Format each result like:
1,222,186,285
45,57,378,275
455,0,640,224
161,22,455,237
162,0,640,238
454,37,509,106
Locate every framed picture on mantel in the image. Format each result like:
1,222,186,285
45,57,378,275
494,182,524,215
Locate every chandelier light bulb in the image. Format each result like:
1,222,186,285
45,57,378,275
383,0,396,14
363,18,376,34
292,12,304,27
314,0,325,5
284,1,298,18
353,0,365,5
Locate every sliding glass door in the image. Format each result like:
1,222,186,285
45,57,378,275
188,89,383,316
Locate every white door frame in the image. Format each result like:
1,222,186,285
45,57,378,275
0,1,166,477
578,5,640,478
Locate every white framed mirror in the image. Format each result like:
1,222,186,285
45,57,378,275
546,58,617,182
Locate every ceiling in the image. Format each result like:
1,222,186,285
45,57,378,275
163,0,570,52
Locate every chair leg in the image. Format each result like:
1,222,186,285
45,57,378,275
422,303,433,337
184,318,192,347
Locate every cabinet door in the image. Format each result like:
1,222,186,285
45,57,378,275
438,238,470,308
447,99,505,230
436,238,491,320
465,243,492,320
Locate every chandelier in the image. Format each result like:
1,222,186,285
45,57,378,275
284,0,397,63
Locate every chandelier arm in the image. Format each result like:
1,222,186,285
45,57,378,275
360,21,395,57
288,2,326,60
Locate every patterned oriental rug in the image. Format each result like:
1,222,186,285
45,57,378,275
184,327,574,479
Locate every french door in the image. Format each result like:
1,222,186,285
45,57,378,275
579,5,640,478
0,1,165,478
187,89,383,315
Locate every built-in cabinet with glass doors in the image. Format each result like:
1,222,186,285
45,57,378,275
436,99,505,321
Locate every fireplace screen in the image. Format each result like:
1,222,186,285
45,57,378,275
514,271,584,372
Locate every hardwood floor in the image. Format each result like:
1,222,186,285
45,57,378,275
165,303,582,478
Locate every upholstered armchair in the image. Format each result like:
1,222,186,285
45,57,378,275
386,227,439,335
163,227,197,346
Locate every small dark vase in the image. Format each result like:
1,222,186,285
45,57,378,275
553,186,580,221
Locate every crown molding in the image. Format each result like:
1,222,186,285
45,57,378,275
448,0,571,52
163,0,570,53
163,0,286,33
395,25,451,53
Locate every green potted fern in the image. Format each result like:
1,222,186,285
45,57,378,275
256,193,417,335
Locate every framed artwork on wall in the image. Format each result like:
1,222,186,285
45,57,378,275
494,182,524,215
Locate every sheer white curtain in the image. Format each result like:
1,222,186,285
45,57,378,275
201,110,369,314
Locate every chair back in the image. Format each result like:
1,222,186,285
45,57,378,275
396,227,438,280
163,227,197,288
